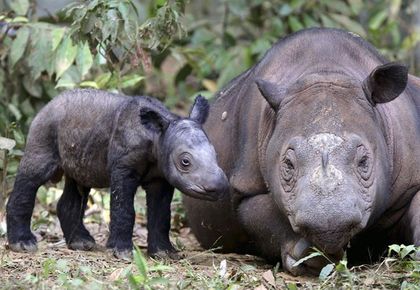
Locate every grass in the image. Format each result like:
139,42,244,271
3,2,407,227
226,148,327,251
0,186,419,289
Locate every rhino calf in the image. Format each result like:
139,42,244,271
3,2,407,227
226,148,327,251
6,89,228,258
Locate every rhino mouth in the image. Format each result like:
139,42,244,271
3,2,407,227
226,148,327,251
308,227,361,254
183,186,219,201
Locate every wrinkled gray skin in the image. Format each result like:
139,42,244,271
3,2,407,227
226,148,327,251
183,28,420,275
7,89,228,259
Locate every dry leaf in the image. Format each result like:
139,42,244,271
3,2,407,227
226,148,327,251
254,285,267,290
262,270,276,287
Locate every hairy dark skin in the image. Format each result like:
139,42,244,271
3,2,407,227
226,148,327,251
6,89,229,259
183,28,420,275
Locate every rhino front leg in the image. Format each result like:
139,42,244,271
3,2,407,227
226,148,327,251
401,190,420,259
238,194,330,275
144,180,178,259
106,167,139,259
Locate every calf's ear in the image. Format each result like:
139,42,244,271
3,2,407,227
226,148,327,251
362,62,408,106
140,108,170,134
189,94,209,124
255,79,286,111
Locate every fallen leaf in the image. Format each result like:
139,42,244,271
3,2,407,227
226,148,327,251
109,267,124,281
262,270,275,287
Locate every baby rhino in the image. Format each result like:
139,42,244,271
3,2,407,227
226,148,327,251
6,89,228,259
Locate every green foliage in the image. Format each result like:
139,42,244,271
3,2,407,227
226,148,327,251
127,246,174,289
293,244,420,288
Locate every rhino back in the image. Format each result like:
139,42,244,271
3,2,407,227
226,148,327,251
30,89,127,187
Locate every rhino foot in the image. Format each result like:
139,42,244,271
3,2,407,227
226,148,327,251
109,248,133,261
8,233,38,253
68,238,97,251
150,249,182,260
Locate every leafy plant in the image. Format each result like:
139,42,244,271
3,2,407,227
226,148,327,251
127,246,174,289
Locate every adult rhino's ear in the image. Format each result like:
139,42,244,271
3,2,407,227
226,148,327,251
255,79,286,111
140,108,170,134
362,62,408,106
189,94,209,124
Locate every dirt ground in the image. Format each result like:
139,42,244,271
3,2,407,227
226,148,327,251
0,192,418,289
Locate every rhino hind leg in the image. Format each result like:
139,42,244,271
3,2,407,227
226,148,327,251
6,154,60,252
57,176,95,251
238,194,332,276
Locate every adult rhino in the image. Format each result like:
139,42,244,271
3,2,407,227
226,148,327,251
183,28,420,275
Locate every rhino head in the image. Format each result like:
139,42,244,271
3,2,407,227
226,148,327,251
140,95,229,201
256,63,408,255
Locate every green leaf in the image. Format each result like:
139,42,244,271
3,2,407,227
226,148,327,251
320,14,338,28
102,9,120,42
55,37,78,79
133,246,148,281
335,260,348,273
10,16,28,23
324,1,351,15
0,137,16,151
118,2,138,41
76,42,93,77
55,66,81,89
286,283,298,290
79,81,99,89
288,16,304,32
292,252,322,267
56,260,70,273
120,74,145,88
8,104,22,121
10,27,30,67
23,75,43,98
28,29,53,79
278,4,293,16
329,13,366,37
349,0,363,14
388,244,401,256
51,28,66,51
369,10,388,30
303,14,318,28
400,245,416,259
7,0,30,15
319,263,334,280
95,72,112,88
147,277,170,286
12,128,25,145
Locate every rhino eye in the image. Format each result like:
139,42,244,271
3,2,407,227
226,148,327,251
355,145,373,184
281,149,297,192
358,156,368,170
178,153,192,172
181,158,190,167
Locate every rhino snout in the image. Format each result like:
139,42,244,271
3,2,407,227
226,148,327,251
183,169,229,201
200,169,230,200
293,209,363,254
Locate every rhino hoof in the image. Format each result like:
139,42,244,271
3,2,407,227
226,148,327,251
110,248,133,261
150,250,183,261
8,240,38,253
69,239,96,251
